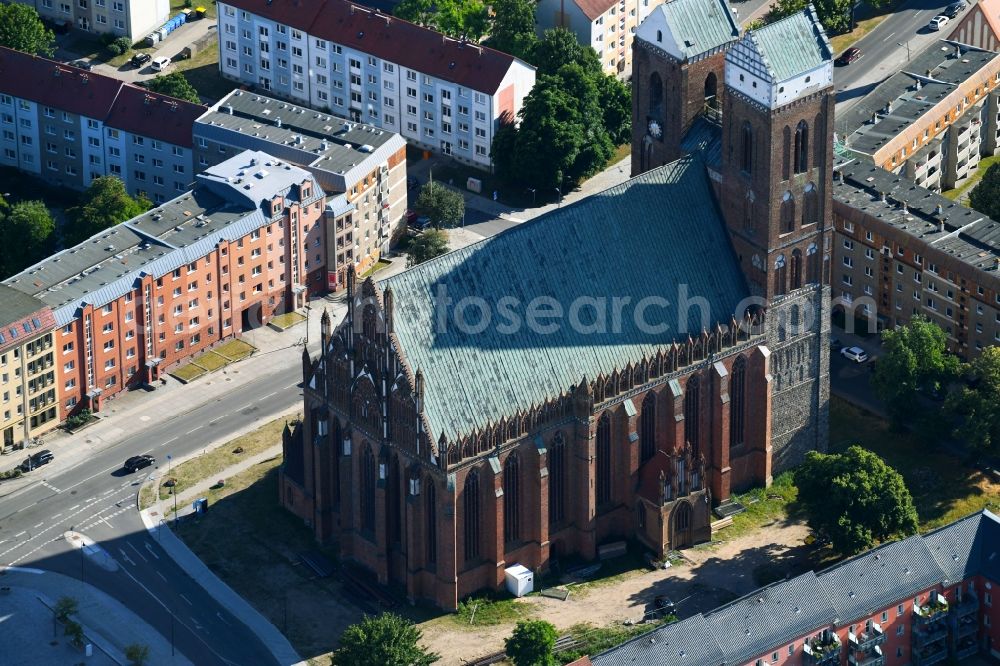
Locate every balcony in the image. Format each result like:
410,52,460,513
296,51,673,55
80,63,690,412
953,614,977,639
955,635,978,660
849,623,886,652
803,635,842,665
849,645,884,666
913,595,949,628
953,591,978,619
911,642,948,666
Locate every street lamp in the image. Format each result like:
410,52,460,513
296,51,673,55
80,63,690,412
526,187,536,206
898,41,911,62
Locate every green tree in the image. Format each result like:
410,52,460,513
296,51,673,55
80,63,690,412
872,316,963,425
63,619,85,647
124,643,151,666
334,613,439,666
145,71,201,104
407,229,450,265
414,182,465,229
794,446,919,554
765,0,852,34
394,0,488,39
488,0,538,60
0,200,55,278
505,620,558,666
970,163,1000,220
67,176,151,246
947,346,1000,454
54,596,78,622
595,73,631,146
531,28,602,77
0,4,55,56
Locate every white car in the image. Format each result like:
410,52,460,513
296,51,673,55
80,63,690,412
840,346,869,363
928,15,950,31
151,56,171,72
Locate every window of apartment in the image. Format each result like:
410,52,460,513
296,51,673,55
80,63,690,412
104,359,115,370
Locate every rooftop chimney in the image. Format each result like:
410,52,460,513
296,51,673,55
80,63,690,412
940,219,946,233
880,191,887,203
935,203,943,216
901,200,908,213
275,117,282,128
225,104,233,114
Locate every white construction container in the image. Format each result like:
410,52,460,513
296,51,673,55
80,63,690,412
504,564,534,597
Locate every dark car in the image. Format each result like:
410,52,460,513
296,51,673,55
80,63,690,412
835,47,862,66
945,1,967,17
124,454,156,473
20,450,54,472
70,59,93,71
130,52,152,68
409,215,432,231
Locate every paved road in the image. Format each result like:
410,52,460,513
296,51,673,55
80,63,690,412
0,362,304,665
834,0,973,113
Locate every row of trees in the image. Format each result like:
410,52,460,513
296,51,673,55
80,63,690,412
0,3,55,56
393,0,537,46
870,315,1000,455
969,162,1000,221
764,0,892,35
0,176,151,280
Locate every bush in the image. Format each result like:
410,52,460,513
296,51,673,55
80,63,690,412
106,42,123,56
65,408,93,430
63,619,84,647
0,468,23,480
113,36,132,53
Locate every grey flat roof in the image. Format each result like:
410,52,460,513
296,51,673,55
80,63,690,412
4,150,322,325
196,90,403,178
834,161,1000,274
0,284,48,328
840,42,999,155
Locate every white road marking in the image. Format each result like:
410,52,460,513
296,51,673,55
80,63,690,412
236,403,252,411
69,505,80,511
163,437,178,445
14,532,25,538
32,522,43,529
127,542,148,563
216,612,232,626
156,571,168,582
40,482,62,493
118,549,135,567
184,426,201,435
100,516,113,529
260,391,276,400
145,542,160,560
86,497,97,502
180,593,193,606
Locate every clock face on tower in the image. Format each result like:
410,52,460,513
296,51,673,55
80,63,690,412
648,119,662,139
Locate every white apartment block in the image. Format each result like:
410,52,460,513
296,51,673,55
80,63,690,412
535,0,663,76
8,0,169,39
0,47,206,204
216,0,536,170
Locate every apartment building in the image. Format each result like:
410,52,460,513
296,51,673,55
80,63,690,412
589,508,1000,666
0,47,206,204
947,0,1000,51
0,285,58,449
193,89,408,290
3,150,326,414
837,40,1000,192
215,0,536,170
535,0,663,76
9,0,169,39
831,160,1000,360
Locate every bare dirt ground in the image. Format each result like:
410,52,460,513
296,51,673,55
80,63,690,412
419,518,811,664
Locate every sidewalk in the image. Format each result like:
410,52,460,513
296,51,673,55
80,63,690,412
0,296,334,496
0,567,192,665
138,449,303,666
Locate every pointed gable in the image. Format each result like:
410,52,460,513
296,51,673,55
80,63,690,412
635,0,740,62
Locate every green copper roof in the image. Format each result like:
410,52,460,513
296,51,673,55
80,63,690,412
748,6,831,82
659,0,740,60
380,157,750,440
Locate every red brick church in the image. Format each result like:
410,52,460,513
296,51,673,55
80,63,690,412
279,0,834,610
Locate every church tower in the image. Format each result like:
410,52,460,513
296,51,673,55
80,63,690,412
630,0,739,176
718,6,834,300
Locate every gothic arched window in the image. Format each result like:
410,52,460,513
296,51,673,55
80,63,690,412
803,182,819,226
741,122,753,173
425,478,437,565
684,375,700,458
649,72,663,118
463,470,481,563
640,392,656,463
388,457,401,545
596,413,612,506
781,191,795,234
782,125,791,180
730,356,746,450
705,72,718,107
807,243,820,285
791,248,803,290
361,444,376,533
774,255,788,296
503,454,521,546
794,120,809,174
549,433,566,525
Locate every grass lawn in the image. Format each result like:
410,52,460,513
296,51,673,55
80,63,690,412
171,0,218,19
555,622,662,663
196,350,227,371
269,312,306,330
610,143,631,165
360,259,392,279
153,412,300,503
214,338,255,361
169,363,207,383
712,471,799,541
183,63,234,103
453,594,534,627
942,154,1000,202
829,397,1000,529
829,13,891,55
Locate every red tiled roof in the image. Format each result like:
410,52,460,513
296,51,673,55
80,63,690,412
223,0,531,93
105,84,206,149
573,0,616,21
0,47,206,148
0,46,123,120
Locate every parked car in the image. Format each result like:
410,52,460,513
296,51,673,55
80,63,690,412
20,450,54,472
944,1,967,18
130,52,152,68
70,59,93,71
835,47,862,66
123,454,156,473
829,336,842,351
151,56,171,72
840,346,869,363
405,209,419,225
409,215,432,231
928,15,950,31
